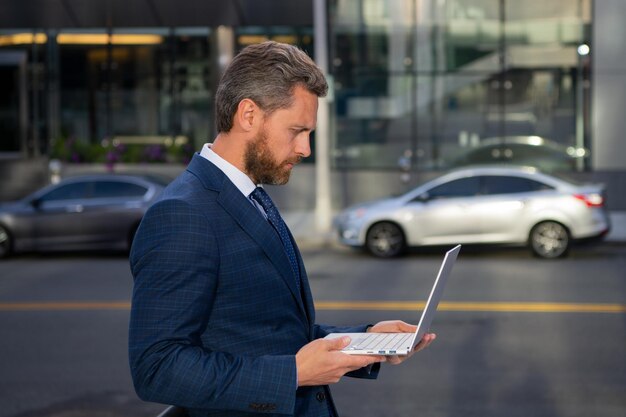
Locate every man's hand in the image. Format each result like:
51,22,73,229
368,320,437,365
296,336,385,386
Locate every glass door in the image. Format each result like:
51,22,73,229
0,51,27,156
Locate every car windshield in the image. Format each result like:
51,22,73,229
39,182,93,201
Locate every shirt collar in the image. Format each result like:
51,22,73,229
199,143,258,197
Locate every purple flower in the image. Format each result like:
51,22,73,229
106,151,118,163
143,145,166,162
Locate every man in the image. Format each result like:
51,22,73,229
129,41,435,417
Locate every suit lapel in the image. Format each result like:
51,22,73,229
187,155,309,320
292,240,316,329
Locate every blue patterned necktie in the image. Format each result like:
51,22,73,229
250,187,301,290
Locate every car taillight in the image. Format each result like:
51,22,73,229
573,193,604,207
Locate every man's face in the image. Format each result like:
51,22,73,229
244,125,295,185
244,86,318,185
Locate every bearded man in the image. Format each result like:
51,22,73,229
128,41,435,417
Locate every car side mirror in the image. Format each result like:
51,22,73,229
416,193,430,203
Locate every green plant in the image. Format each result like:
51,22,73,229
50,136,106,163
50,136,195,165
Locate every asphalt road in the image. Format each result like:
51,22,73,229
0,243,624,417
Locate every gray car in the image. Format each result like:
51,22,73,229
0,174,168,258
334,166,610,258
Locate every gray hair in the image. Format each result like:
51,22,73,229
215,41,328,133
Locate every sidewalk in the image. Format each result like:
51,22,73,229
284,211,626,247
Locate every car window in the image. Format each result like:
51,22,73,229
425,177,481,199
482,175,553,195
39,182,94,201
93,181,148,198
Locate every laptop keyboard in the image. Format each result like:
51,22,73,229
348,333,413,353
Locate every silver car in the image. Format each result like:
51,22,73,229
334,166,611,258
0,174,168,258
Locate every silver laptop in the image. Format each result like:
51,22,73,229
324,244,461,355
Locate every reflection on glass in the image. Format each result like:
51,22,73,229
57,28,211,162
0,30,47,156
329,0,591,172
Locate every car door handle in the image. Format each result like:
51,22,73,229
66,204,84,213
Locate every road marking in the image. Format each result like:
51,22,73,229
0,301,131,311
0,300,624,314
315,301,626,314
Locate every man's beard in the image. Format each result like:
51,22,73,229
244,128,301,185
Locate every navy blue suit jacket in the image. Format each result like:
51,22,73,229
129,154,379,416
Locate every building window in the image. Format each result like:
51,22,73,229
329,0,591,172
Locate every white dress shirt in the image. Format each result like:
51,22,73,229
199,143,266,216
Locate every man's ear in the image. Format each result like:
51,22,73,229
234,98,261,132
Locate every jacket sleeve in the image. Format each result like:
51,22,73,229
128,198,297,414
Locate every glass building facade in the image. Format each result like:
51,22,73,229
0,0,592,173
328,0,592,172
0,26,313,163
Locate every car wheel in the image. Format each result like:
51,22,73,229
529,221,570,259
0,225,13,259
366,222,406,258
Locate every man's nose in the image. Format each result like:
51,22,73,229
296,135,311,158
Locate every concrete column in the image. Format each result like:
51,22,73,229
210,26,235,140
314,0,333,233
592,0,626,170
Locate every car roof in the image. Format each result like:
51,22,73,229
399,165,572,199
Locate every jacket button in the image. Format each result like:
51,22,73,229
316,392,326,402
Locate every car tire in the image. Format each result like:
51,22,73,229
365,222,406,258
0,225,13,259
529,221,570,259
